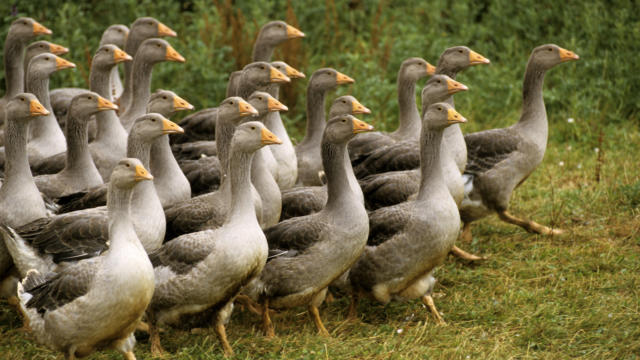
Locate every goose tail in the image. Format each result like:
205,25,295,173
0,224,52,277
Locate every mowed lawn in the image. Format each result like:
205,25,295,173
1,117,638,359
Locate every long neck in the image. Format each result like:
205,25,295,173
226,149,257,223
107,181,136,245
26,70,61,139
323,140,354,210
215,116,238,177
26,70,51,110
3,34,25,97
4,116,32,183
90,65,126,141
121,32,145,105
435,66,458,107
515,60,547,139
395,72,420,137
127,133,152,168
123,55,154,120
64,113,95,173
416,128,445,200
300,85,326,146
251,38,273,62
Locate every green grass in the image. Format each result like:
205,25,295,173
1,118,639,358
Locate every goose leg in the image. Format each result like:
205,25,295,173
213,302,234,356
308,304,330,336
7,295,30,331
498,211,564,235
262,298,275,338
135,321,149,333
214,323,233,357
123,351,136,360
421,294,446,325
450,245,486,261
460,222,472,242
347,293,359,320
235,294,262,315
148,317,164,356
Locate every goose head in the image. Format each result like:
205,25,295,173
217,97,258,125
111,158,153,189
421,74,468,107
325,115,374,144
329,95,371,118
147,89,194,118
399,57,436,81
248,91,288,118
100,24,129,48
7,93,49,121
93,44,132,71
130,17,176,39
242,62,290,89
256,21,304,47
69,91,118,120
232,121,282,154
26,41,68,59
271,61,306,79
438,46,490,73
309,68,354,92
530,44,579,70
424,102,467,131
137,38,185,64
9,17,51,42
131,113,183,142
27,53,75,78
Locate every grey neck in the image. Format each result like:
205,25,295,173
3,34,25,98
300,85,327,147
4,116,32,184
416,128,445,200
91,65,126,142
127,133,152,168
435,66,458,107
515,60,547,138
122,55,154,122
107,180,135,241
323,140,354,210
394,72,420,137
226,149,256,223
226,71,242,97
26,70,60,139
237,77,264,99
64,113,96,174
251,39,274,62
215,115,241,177
121,31,146,105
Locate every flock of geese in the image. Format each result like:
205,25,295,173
0,16,579,359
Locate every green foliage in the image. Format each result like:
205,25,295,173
1,0,638,140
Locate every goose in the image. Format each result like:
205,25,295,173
0,17,52,121
280,95,371,220
147,89,194,207
31,45,132,178
177,62,289,196
146,121,280,356
99,25,130,99
346,102,467,324
266,61,305,190
244,114,373,337
163,98,258,240
348,57,435,161
296,68,355,186
0,94,49,276
358,74,468,210
33,92,118,199
9,158,155,360
352,46,489,179
23,40,69,88
4,114,183,280
119,17,176,112
460,44,579,241
119,38,185,131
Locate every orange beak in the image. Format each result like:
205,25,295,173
285,64,305,79
238,100,258,116
447,108,467,124
32,21,52,36
173,95,194,111
165,45,185,63
49,43,69,55
469,50,490,65
261,127,283,145
55,56,76,70
267,97,288,112
426,62,436,76
113,48,133,63
351,99,371,115
446,78,469,94
97,96,118,111
157,22,177,37
352,117,374,133
134,164,154,181
161,118,184,134
270,67,291,83
558,47,580,62
336,71,355,85
29,99,50,116
286,25,305,39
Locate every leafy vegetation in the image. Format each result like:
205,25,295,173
0,0,638,359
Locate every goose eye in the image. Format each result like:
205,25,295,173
438,107,442,111
251,126,256,130
258,97,262,101
342,119,346,122
156,44,161,48
548,48,553,52
45,57,50,60
437,80,441,83
87,96,91,100
326,72,331,76
342,100,346,104
162,96,167,100
229,101,234,105
260,66,265,70
458,50,463,54
126,163,130,167
40,45,45,48
148,22,153,26
151,118,156,122
20,97,25,102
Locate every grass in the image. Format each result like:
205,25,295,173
1,113,639,358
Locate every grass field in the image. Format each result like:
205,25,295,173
1,112,638,358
